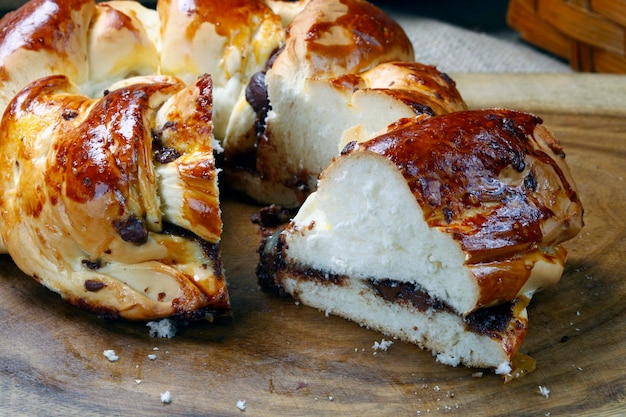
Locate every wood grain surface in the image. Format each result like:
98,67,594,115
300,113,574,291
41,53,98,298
1,74,625,416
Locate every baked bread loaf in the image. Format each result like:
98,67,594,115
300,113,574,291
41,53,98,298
0,0,584,374
0,73,229,320
258,109,584,370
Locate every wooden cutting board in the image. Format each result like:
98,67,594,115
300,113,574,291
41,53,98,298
1,74,624,416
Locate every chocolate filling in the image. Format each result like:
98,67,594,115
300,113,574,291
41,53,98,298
82,259,102,270
245,71,268,115
370,279,451,313
524,171,538,191
152,131,181,164
257,232,289,296
371,279,515,336
245,71,270,138
257,233,516,337
465,301,515,335
244,46,283,140
84,279,106,292
410,102,435,116
161,222,223,281
62,109,78,120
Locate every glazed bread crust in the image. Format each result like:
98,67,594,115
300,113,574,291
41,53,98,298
0,73,228,320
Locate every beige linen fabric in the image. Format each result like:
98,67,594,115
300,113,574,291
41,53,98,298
393,15,571,73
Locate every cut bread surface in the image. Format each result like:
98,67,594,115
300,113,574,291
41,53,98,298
283,151,479,315
258,238,528,370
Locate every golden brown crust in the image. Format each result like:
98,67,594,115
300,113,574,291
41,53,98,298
158,0,284,143
0,0,94,102
354,109,583,261
468,246,567,308
354,61,468,115
0,0,93,60
274,0,414,79
159,0,277,38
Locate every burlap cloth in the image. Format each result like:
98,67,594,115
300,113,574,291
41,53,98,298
392,15,572,73
1,1,571,73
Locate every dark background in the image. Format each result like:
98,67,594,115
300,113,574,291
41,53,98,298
371,1,511,33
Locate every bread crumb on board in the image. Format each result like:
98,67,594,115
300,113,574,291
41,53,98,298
147,318,178,338
538,385,551,398
495,362,512,375
103,349,119,362
161,391,172,404
372,339,394,352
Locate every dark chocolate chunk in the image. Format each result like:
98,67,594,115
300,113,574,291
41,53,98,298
84,280,106,292
113,215,148,245
82,259,101,270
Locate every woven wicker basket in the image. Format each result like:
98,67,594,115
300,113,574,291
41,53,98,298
507,0,626,73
